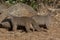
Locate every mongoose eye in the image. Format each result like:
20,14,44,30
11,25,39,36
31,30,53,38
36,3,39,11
0,13,2,15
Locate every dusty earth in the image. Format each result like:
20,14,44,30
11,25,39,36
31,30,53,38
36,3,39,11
0,15,60,40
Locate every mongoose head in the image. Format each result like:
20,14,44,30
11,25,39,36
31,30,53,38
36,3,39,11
37,7,57,17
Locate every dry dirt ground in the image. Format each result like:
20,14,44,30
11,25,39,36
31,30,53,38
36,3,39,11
0,15,60,40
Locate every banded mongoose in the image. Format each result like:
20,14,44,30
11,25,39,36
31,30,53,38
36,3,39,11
6,3,41,32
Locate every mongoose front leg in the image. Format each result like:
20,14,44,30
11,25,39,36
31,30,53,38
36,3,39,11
11,19,17,32
25,23,32,32
29,23,35,32
32,20,41,32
